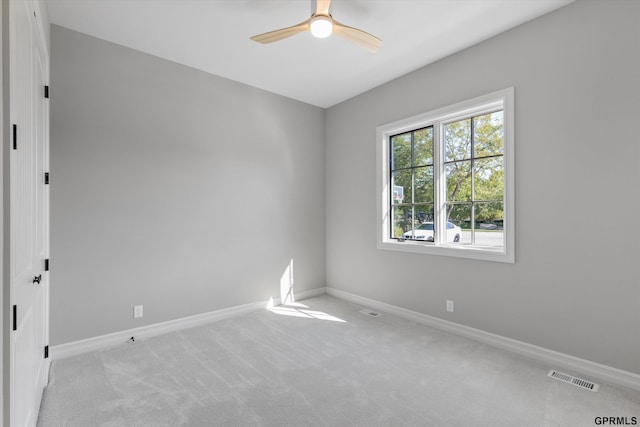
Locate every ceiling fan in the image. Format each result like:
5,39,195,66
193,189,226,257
250,0,382,53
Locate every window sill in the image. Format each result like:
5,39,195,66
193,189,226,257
378,240,514,263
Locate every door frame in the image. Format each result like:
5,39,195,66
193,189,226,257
1,1,6,423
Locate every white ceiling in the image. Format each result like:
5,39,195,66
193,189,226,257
46,0,574,108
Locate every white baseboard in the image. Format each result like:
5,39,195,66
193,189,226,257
51,287,327,360
326,287,640,392
52,285,639,392
292,286,327,301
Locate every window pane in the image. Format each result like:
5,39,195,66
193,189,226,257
475,202,504,248
413,127,433,167
413,204,434,225
445,118,471,162
414,166,433,203
400,205,435,240
391,205,412,239
391,133,411,170
391,170,411,204
474,157,503,201
474,111,504,158
445,161,472,202
392,185,404,204
446,203,471,245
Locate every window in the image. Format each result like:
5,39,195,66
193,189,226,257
377,88,514,263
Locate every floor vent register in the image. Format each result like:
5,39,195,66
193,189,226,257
548,370,599,392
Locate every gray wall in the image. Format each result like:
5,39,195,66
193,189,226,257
325,0,640,374
50,26,326,345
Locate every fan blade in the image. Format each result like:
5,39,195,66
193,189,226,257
314,0,331,16
250,19,310,44
332,20,382,53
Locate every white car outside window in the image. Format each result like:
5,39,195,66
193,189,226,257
402,222,461,242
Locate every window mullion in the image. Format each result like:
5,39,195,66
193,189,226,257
434,121,445,245
470,117,475,246
389,136,394,239
411,130,415,206
410,131,415,238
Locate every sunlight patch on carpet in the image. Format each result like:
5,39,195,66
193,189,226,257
267,303,346,323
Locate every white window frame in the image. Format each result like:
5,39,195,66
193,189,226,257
376,88,514,263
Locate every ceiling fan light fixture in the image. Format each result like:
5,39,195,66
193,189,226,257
310,16,333,38
250,0,381,52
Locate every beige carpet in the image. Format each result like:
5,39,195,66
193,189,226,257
38,295,640,426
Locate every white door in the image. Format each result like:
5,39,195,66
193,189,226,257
33,0,50,402
10,0,50,425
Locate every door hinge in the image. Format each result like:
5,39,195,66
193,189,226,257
12,305,17,331
45,258,50,271
44,345,49,359
13,124,17,150
44,85,49,99
45,172,50,185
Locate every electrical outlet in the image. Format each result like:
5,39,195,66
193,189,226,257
446,300,454,313
133,305,143,319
